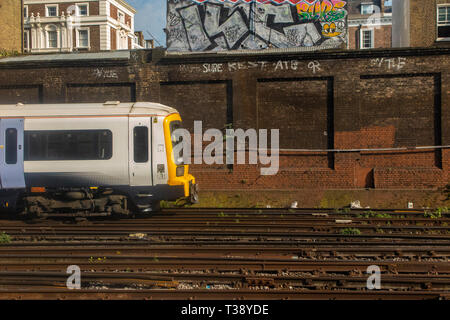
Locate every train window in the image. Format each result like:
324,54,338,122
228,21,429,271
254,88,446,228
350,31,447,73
170,120,185,165
5,128,18,164
134,126,149,163
24,130,112,161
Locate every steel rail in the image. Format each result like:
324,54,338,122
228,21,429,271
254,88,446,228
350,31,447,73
3,239,450,246
0,258,448,273
4,216,448,224
0,289,447,300
2,229,450,240
1,225,448,234
0,272,449,291
0,245,449,258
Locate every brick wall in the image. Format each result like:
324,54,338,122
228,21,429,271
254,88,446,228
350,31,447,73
0,48,448,191
409,0,450,47
348,25,392,49
0,0,22,52
90,26,100,52
409,0,437,47
110,3,117,20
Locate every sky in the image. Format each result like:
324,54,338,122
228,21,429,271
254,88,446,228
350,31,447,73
126,0,167,47
127,0,394,48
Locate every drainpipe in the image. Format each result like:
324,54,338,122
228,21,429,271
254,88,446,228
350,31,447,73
21,0,24,53
358,24,362,49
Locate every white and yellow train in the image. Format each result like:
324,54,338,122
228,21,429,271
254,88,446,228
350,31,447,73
0,101,198,217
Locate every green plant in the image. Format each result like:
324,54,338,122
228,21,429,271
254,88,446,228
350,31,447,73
339,228,361,235
375,213,392,219
89,256,107,263
0,49,20,58
0,232,11,244
424,207,448,219
361,210,392,219
362,210,376,218
160,200,171,208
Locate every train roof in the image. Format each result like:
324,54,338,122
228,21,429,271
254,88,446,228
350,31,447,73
0,102,178,118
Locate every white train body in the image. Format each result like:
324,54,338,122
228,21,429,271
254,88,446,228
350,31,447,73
0,102,197,216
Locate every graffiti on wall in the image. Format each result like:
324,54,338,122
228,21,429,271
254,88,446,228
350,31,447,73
166,0,348,52
188,59,323,74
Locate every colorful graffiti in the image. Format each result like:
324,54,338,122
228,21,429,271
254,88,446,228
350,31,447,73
166,0,347,52
322,22,341,37
296,0,347,22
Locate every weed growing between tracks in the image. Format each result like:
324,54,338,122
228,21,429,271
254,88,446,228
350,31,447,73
0,232,11,244
334,208,352,214
424,207,449,219
339,228,362,235
89,256,107,263
355,211,393,219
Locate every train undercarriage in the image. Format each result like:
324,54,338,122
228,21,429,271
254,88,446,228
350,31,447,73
0,188,166,218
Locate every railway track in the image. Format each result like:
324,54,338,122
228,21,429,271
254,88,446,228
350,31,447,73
0,208,449,300
1,289,447,300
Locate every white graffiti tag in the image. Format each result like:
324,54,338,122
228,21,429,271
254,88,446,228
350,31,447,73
370,57,407,71
93,68,119,79
308,61,322,74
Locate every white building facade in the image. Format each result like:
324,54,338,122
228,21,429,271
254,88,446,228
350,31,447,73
23,0,141,53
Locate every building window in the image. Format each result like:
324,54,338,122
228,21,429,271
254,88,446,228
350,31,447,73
361,3,374,15
360,29,374,49
118,30,128,49
46,5,58,17
77,29,89,48
24,6,28,18
24,30,30,51
47,30,58,48
437,5,450,39
77,3,89,16
118,11,125,24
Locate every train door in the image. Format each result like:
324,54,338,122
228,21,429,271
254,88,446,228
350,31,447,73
129,117,153,186
0,119,25,189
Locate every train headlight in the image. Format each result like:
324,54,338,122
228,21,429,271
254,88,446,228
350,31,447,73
176,166,185,177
